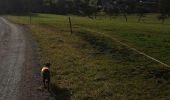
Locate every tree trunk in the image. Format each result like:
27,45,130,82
94,12,97,19
138,14,143,22
49,0,53,8
123,13,127,22
162,18,165,24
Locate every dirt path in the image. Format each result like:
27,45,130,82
0,17,55,100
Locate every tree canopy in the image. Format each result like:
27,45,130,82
0,0,169,19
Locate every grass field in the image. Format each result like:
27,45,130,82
6,14,170,100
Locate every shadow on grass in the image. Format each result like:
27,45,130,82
50,85,71,100
138,21,170,25
76,31,140,62
149,68,170,81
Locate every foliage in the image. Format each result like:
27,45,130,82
158,0,170,23
0,0,169,22
0,0,42,14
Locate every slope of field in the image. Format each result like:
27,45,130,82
7,14,170,100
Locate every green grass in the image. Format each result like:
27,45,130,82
7,14,170,64
6,14,170,100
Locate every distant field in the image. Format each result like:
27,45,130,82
7,14,170,100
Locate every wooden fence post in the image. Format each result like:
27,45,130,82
29,15,32,24
69,17,73,35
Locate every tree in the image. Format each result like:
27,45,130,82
159,0,170,23
74,0,98,18
137,0,146,22
0,0,43,14
55,0,74,14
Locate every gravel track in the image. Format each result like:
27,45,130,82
0,17,55,100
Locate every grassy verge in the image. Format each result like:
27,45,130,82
6,14,170,100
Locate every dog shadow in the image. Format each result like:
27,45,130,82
50,86,71,100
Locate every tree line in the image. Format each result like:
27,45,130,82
0,0,42,14
0,0,169,21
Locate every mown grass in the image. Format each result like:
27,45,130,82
6,14,170,100
7,14,170,64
